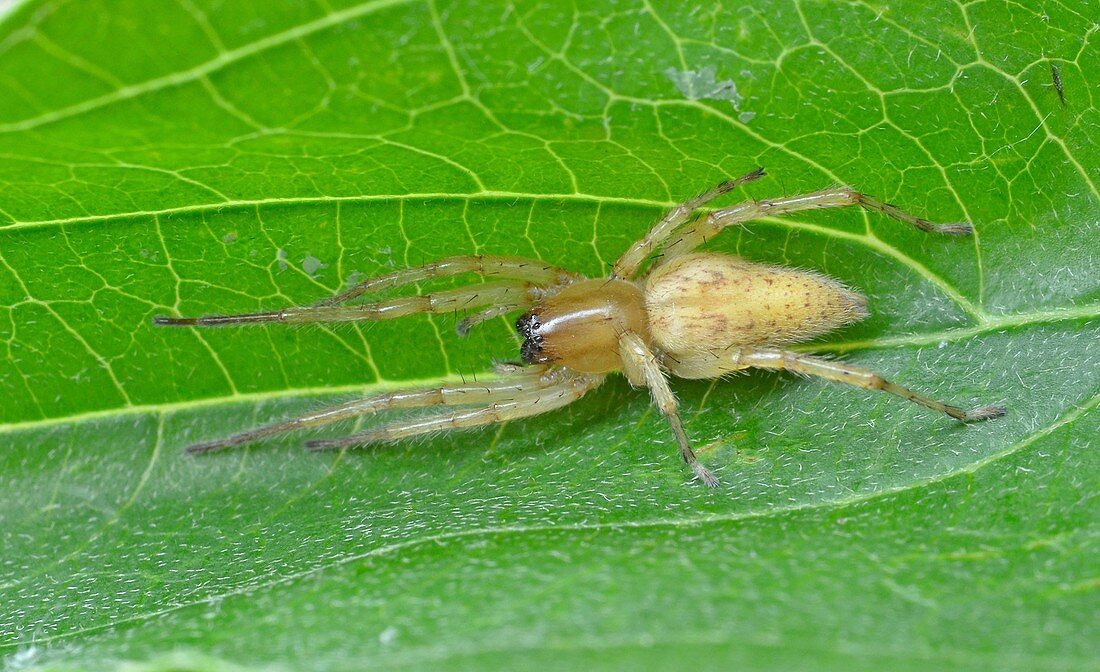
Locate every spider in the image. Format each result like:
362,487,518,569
155,169,1005,486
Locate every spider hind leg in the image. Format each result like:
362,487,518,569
656,187,972,269
665,348,1006,422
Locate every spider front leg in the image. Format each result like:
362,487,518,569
154,281,537,327
655,187,973,269
185,366,557,454
305,372,604,450
314,255,580,307
665,348,1006,422
155,253,579,330
618,332,718,487
612,168,765,279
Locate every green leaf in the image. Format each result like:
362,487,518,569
2,1,1097,670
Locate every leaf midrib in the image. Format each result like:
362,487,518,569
0,191,684,230
4,390,1093,652
0,303,1093,436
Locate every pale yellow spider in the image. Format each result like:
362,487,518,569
156,169,1005,486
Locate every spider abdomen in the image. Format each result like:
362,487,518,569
644,253,868,356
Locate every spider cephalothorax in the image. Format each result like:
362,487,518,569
515,279,648,373
156,169,1004,486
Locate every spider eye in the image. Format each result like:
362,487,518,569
516,311,539,338
516,311,546,364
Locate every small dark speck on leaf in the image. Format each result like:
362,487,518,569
1050,62,1065,106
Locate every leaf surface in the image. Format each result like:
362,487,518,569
1,1,1097,670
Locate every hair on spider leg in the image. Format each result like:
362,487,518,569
455,303,526,336
158,170,1006,486
491,360,532,375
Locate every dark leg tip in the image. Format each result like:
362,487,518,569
185,441,224,455
691,463,720,488
716,168,766,195
962,405,1007,422
936,222,974,236
154,315,197,326
714,180,739,194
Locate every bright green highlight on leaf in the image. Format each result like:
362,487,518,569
0,0,1097,670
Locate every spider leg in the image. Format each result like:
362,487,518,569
665,347,1005,422
315,255,579,307
155,281,536,327
305,372,603,449
455,303,526,336
612,168,765,279
653,187,973,272
185,366,554,454
618,331,718,487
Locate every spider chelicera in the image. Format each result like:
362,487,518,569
156,169,1005,486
